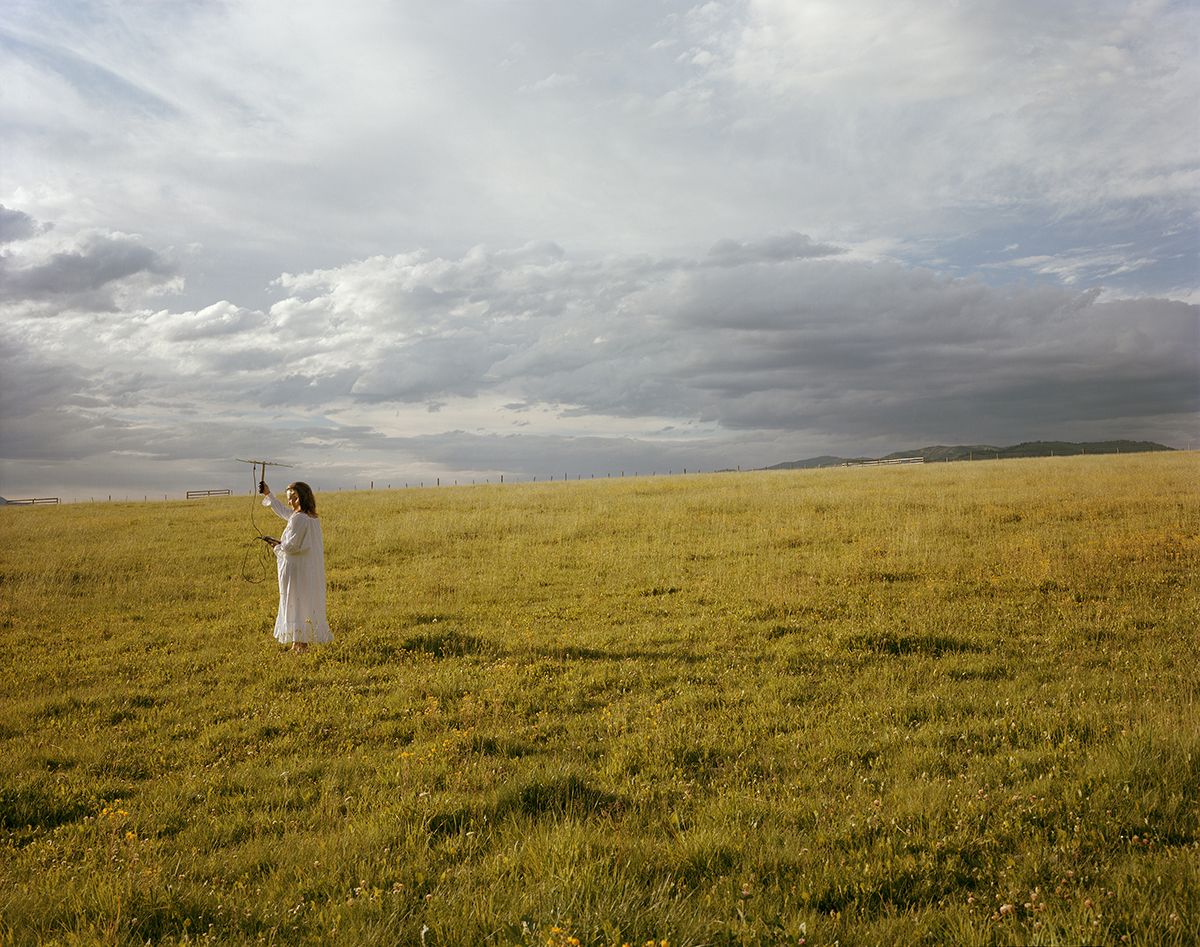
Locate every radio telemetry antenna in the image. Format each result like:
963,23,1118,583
236,458,294,483
235,458,295,582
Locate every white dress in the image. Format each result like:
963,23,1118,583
265,493,333,645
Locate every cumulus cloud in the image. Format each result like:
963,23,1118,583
156,301,267,343
0,204,51,243
0,1,1196,495
3,224,1194,497
704,233,846,266
4,0,1193,293
1,229,180,311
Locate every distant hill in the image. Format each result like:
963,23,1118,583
763,440,1174,470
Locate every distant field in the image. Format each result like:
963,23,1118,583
1,454,1197,946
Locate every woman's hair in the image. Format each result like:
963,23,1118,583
286,481,318,517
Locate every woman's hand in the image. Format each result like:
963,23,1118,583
259,481,270,495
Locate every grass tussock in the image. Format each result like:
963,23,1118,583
0,453,1197,945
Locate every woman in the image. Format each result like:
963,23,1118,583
259,480,332,652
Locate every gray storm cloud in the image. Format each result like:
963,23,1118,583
0,204,51,243
1,229,179,311
0,0,1196,496
241,241,1198,439
2,230,1194,494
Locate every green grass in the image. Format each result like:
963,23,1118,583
1,454,1197,946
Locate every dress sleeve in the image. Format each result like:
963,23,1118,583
264,492,291,520
277,512,310,555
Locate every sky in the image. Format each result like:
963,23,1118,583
1,0,1197,500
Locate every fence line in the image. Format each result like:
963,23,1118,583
13,448,1182,503
840,457,926,468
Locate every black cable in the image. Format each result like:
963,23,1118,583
241,462,272,583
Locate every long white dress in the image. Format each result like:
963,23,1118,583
265,493,333,645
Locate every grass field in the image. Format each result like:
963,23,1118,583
1,453,1197,946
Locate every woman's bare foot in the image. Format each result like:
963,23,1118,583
290,641,310,653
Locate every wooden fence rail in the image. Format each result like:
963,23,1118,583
6,497,60,505
841,457,926,467
187,489,231,499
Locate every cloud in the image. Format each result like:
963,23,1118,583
3,223,1194,498
0,1,1196,495
1001,247,1163,286
0,26,181,120
5,1,1192,275
1,229,180,311
703,232,846,266
157,301,267,343
520,73,578,92
670,0,1200,255
0,204,51,243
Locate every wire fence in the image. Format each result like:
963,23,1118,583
5,445,1183,504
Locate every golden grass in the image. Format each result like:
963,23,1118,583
0,453,1197,945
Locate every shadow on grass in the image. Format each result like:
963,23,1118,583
426,773,627,837
846,632,981,656
500,772,626,820
398,627,488,658
333,624,705,668
522,643,708,665
672,743,729,782
0,779,93,831
472,734,534,759
670,831,978,913
331,624,491,665
860,570,922,584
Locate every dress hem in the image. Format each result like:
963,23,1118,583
274,623,333,645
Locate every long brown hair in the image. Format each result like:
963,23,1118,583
286,481,318,517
